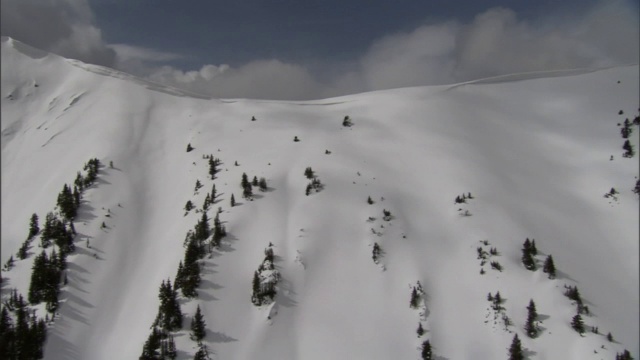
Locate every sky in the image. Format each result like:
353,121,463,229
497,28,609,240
1,0,639,100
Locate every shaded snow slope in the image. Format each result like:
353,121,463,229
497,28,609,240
2,37,639,359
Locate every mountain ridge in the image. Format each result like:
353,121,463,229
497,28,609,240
1,38,638,360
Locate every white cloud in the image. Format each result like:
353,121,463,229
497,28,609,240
1,0,116,66
2,0,637,99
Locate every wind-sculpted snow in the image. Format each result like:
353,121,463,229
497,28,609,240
1,37,638,359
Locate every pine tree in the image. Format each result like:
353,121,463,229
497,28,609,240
252,176,259,187
542,255,556,279
372,243,381,263
163,335,177,360
28,213,40,239
530,239,537,256
230,194,236,207
193,344,210,360
571,314,585,335
508,334,524,360
187,143,194,152
190,305,206,343
139,326,162,360
416,322,424,337
525,299,538,338
622,140,635,158
251,271,262,306
421,339,432,360
367,196,374,204
616,350,633,360
304,167,314,179
185,200,194,212
607,332,613,342
521,239,536,271
410,287,420,309
259,177,267,192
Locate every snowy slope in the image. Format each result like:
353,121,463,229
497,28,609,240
1,36,639,360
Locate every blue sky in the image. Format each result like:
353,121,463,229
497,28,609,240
2,0,639,99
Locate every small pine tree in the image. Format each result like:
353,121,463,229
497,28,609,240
416,322,425,337
622,140,635,158
190,305,206,343
525,299,538,338
372,243,381,263
421,339,432,360
543,255,556,279
410,287,420,309
508,334,524,360
293,136,300,142
521,239,536,271
571,314,585,335
367,196,374,204
252,176,259,187
28,213,40,239
304,167,314,179
530,239,537,256
230,194,236,207
607,332,613,342
259,177,267,192
187,143,194,152
185,200,194,212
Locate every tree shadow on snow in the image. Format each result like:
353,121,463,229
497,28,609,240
75,203,97,223
523,347,537,359
209,331,238,343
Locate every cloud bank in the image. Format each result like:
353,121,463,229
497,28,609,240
2,0,638,100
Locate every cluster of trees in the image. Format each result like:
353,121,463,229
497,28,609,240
140,280,182,360
251,245,280,306
28,250,66,312
615,350,634,360
454,192,473,204
239,173,268,200
487,291,504,312
0,292,47,359
40,212,76,254
304,167,323,196
342,115,353,127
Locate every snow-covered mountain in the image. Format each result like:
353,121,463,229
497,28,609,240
1,36,638,360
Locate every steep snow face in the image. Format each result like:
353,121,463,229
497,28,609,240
2,37,639,360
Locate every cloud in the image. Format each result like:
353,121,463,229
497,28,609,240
142,0,638,99
0,0,116,67
2,0,637,99
147,60,321,100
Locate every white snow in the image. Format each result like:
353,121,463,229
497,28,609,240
1,36,638,359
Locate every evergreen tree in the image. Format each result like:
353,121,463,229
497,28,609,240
543,255,556,279
304,167,314,179
28,213,40,239
153,280,183,332
190,305,206,343
571,314,585,335
243,184,253,199
251,271,262,306
607,332,614,342
508,334,524,360
194,212,210,242
367,196,374,204
230,194,236,207
421,340,432,360
521,239,536,271
259,177,267,192
410,287,420,309
525,299,538,338
252,176,259,187
241,173,250,189
616,350,634,360
530,239,537,256
416,322,425,337
17,240,30,260
623,140,635,158
139,326,162,360
187,143,194,152
193,344,210,360
372,243,381,263
163,335,177,360
185,200,194,212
